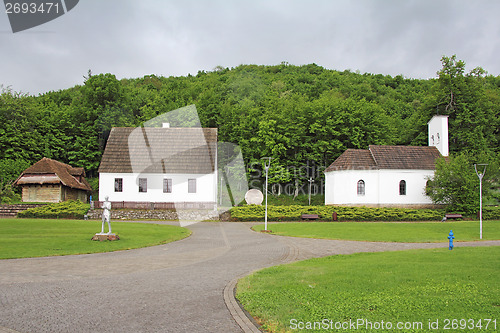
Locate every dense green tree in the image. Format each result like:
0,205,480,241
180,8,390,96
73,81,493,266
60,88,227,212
0,158,30,202
82,73,124,108
435,55,497,153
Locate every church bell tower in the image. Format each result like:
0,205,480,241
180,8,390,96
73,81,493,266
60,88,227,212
428,115,449,157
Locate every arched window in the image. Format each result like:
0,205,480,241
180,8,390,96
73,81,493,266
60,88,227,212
399,180,406,195
357,180,365,196
425,180,432,196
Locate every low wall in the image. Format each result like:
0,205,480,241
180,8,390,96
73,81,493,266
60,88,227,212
93,201,216,210
87,208,220,221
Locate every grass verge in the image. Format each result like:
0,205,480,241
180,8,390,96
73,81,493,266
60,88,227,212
237,247,500,332
0,218,190,259
253,221,500,242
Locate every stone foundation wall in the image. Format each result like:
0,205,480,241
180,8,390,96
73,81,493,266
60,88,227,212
87,208,220,221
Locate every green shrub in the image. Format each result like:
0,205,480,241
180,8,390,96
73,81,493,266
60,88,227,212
17,200,90,219
1,191,21,204
229,205,446,222
483,206,500,220
0,183,21,204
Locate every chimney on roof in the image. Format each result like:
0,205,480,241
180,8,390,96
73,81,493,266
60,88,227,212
162,122,170,128
428,115,449,156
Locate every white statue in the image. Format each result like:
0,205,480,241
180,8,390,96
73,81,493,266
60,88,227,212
101,196,112,234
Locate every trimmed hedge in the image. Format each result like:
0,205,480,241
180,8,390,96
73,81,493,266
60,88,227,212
229,205,447,222
17,200,90,219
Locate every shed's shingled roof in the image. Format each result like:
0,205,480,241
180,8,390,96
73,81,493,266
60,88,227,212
14,157,92,191
325,145,442,172
98,127,218,174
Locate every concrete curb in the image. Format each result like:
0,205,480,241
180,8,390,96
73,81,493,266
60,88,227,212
224,277,262,333
223,231,303,333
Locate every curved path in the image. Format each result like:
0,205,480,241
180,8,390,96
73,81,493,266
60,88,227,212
0,222,498,333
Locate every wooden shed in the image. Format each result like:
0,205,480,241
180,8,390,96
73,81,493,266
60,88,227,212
14,157,92,203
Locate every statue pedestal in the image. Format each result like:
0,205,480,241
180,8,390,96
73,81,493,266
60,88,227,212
92,233,120,241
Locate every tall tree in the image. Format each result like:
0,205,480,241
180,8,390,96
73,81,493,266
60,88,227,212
436,55,495,153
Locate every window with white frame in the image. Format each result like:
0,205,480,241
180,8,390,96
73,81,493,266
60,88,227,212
139,178,147,192
357,180,365,196
163,178,172,193
188,178,196,193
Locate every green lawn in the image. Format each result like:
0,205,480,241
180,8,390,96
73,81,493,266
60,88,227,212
0,218,190,259
237,247,500,333
253,221,500,242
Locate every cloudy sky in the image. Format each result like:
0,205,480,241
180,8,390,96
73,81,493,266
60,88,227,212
1,0,499,95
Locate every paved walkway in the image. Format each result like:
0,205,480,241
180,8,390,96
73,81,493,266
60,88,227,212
0,222,498,333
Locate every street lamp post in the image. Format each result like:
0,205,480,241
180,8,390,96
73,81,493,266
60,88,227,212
474,164,488,240
308,177,314,206
262,157,271,231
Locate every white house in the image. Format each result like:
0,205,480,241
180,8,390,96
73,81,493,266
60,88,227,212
324,115,448,208
98,125,218,209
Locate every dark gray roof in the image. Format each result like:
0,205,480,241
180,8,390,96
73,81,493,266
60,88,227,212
98,127,217,174
325,145,442,172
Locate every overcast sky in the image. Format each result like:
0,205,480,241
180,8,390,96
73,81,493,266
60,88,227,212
1,0,499,95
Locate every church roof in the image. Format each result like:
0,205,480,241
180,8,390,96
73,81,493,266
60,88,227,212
98,127,217,174
14,157,92,191
325,145,442,172
325,149,377,171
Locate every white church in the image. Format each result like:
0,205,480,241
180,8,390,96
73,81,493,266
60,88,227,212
324,115,448,207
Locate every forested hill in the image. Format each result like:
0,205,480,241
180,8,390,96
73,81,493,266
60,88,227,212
1,56,499,188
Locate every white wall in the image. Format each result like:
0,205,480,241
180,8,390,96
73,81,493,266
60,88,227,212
325,169,434,206
325,169,379,205
99,172,217,203
428,115,449,156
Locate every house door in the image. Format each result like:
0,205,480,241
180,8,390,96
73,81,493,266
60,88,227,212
28,186,37,201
